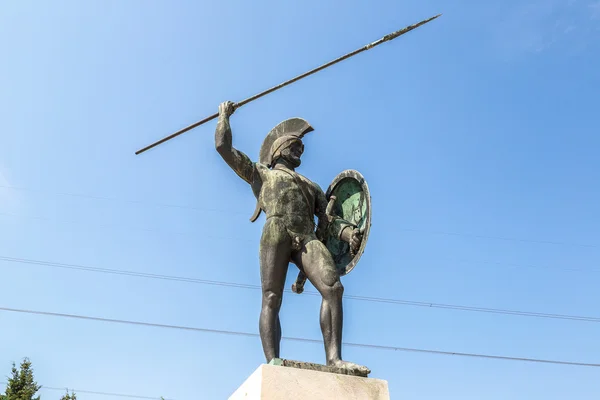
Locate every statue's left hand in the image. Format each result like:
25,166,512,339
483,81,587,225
349,228,362,256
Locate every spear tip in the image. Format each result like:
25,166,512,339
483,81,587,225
426,13,442,23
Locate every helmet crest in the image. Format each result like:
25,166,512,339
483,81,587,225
258,118,313,167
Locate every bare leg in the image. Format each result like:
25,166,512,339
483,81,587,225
292,238,370,375
259,217,292,362
293,240,343,363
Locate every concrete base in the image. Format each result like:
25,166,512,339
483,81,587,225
229,364,390,400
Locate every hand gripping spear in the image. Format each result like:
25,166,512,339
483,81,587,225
135,13,441,155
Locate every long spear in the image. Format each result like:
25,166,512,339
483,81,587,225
135,13,441,155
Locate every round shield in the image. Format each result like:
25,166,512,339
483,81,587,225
322,169,371,276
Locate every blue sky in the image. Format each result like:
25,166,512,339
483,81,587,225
1,0,600,399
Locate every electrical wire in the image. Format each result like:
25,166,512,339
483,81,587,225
1,183,597,248
400,228,598,248
0,183,245,216
1,306,598,368
2,255,599,323
4,210,599,273
0,211,254,243
0,382,171,400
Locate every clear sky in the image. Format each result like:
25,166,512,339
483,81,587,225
1,0,600,399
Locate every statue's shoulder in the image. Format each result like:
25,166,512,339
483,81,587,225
254,162,271,180
256,162,268,168
293,172,322,195
255,162,270,172
312,179,324,193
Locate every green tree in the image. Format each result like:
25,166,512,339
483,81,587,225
59,390,76,400
0,358,41,400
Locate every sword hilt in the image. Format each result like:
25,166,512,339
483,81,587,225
292,271,308,294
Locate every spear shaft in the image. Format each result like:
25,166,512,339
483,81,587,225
135,13,441,155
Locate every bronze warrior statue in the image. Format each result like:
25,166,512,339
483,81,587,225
215,101,371,376
133,14,439,380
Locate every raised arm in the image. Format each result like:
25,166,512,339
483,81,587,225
214,101,256,184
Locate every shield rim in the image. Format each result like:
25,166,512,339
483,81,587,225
324,169,371,276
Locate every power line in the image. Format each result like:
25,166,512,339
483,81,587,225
0,382,171,400
4,211,599,275
447,256,600,273
2,183,597,249
0,183,245,216
2,255,599,323
0,211,254,243
42,386,171,400
1,305,598,368
400,228,598,249
1,210,598,275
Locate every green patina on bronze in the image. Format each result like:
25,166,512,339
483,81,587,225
323,170,371,276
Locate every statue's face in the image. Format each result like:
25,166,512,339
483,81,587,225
282,140,304,167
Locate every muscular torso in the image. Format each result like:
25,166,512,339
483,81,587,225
213,118,327,236
253,164,320,234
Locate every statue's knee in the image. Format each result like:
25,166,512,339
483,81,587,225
263,291,282,310
324,280,344,300
333,281,344,298
321,268,339,287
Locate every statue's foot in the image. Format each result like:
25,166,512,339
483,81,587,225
330,359,371,376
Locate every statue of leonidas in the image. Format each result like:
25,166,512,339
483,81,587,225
215,101,372,376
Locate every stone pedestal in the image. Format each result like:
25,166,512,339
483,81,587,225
229,363,390,399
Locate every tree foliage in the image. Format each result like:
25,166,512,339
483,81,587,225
58,390,76,400
1,359,77,400
0,358,41,400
